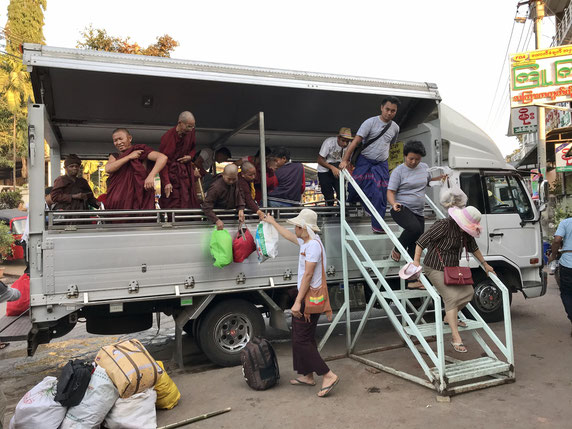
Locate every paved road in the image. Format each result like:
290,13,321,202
1,270,571,428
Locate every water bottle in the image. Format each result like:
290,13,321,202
549,260,558,275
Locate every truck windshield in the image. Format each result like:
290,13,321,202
484,175,534,220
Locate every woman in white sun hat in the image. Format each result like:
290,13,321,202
412,206,495,353
263,209,339,397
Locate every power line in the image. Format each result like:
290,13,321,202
487,6,519,126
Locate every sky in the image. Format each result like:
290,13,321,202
0,0,559,156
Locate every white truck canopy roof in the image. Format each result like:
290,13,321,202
440,104,513,170
23,44,440,160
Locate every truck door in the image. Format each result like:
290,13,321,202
482,173,539,262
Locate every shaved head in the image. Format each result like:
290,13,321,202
222,163,238,185
223,164,238,176
242,161,256,173
178,111,195,122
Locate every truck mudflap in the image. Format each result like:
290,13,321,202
521,269,548,299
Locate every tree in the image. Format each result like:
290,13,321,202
77,25,179,58
0,0,47,185
4,0,46,55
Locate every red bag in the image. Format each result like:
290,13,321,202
6,273,30,316
233,226,256,263
443,266,473,285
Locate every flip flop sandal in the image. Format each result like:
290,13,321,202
290,378,316,386
318,377,339,398
391,249,401,262
444,320,467,327
406,281,425,290
450,342,468,353
0,342,9,350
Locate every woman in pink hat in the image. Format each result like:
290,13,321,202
412,206,495,353
263,209,339,397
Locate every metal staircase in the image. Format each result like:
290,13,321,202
319,169,515,395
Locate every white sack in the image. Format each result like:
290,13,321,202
255,222,279,262
103,389,157,429
59,366,119,429
439,177,467,209
9,376,66,429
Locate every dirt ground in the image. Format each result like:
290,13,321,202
1,266,571,429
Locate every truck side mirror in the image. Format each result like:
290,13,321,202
539,180,548,205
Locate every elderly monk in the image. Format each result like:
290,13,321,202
238,161,265,220
159,111,200,209
202,164,245,230
51,154,100,211
105,128,168,210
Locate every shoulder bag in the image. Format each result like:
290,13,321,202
350,121,393,165
303,240,333,319
435,237,473,286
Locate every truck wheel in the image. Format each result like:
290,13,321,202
198,299,264,367
470,278,512,323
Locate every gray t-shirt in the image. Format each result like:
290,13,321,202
357,116,400,162
387,162,431,216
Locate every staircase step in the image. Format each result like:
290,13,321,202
361,259,401,269
381,289,430,299
404,320,484,337
347,234,393,241
431,357,512,384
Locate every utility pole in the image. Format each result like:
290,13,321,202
534,0,546,178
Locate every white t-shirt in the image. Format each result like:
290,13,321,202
199,148,214,171
297,237,326,290
317,137,345,173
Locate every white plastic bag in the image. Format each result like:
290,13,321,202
59,366,119,429
103,389,157,429
427,166,453,187
255,222,279,263
9,376,66,429
439,176,467,209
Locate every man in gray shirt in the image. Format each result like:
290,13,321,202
339,97,400,233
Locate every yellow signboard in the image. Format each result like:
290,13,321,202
510,45,572,107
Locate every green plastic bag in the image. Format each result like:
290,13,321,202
210,227,233,268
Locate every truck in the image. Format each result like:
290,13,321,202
6,44,546,367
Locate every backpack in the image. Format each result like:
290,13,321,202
240,337,280,390
55,359,94,407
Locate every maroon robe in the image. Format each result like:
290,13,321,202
51,175,99,211
158,127,200,209
106,144,156,210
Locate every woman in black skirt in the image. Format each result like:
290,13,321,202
263,209,339,397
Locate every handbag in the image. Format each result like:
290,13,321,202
436,237,473,286
350,121,393,165
303,240,333,318
233,224,256,263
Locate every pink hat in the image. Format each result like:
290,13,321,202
448,206,482,238
398,262,423,280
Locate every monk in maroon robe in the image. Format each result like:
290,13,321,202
105,128,168,210
51,154,100,211
158,111,200,209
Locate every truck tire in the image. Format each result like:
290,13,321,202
198,299,264,367
470,278,512,323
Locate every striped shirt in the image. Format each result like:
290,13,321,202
416,217,478,271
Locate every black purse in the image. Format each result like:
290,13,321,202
350,121,393,165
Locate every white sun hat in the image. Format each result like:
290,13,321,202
286,209,320,239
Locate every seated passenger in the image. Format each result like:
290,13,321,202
268,146,305,207
195,146,231,190
317,127,352,206
105,128,168,210
237,161,265,221
50,154,100,211
236,148,278,204
202,164,245,230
